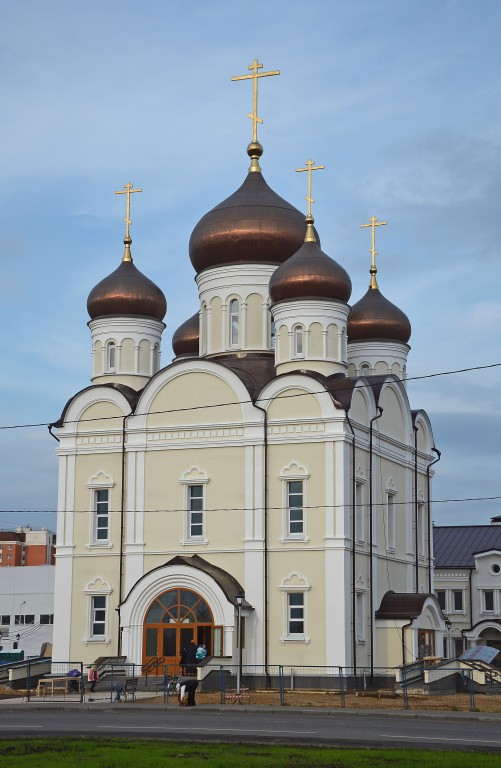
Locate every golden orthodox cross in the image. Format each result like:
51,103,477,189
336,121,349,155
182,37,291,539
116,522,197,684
231,59,280,143
360,216,387,288
296,159,325,218
115,182,142,240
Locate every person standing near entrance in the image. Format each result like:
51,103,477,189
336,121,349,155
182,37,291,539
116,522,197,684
186,639,197,675
88,663,98,693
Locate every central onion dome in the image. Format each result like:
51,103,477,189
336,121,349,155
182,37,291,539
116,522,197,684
87,237,167,321
269,216,352,304
172,312,200,358
189,142,317,274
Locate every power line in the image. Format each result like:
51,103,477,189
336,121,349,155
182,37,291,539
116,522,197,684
0,361,500,433
0,494,500,516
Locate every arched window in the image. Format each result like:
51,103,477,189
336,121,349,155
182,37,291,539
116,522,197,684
270,319,276,349
229,299,239,347
293,326,303,358
107,342,116,372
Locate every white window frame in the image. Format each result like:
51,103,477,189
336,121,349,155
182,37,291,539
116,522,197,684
83,576,112,645
287,480,304,538
279,463,310,543
356,591,365,643
483,590,495,614
355,468,366,544
87,472,115,549
452,589,465,613
180,467,209,546
293,325,304,358
229,298,239,348
417,490,426,559
106,341,117,372
386,491,396,553
279,572,311,644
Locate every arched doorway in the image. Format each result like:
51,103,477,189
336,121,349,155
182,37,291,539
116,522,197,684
142,588,215,673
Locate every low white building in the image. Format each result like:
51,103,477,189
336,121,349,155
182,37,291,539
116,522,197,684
0,566,55,657
434,522,501,660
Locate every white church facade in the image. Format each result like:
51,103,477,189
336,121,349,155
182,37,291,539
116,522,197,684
51,66,445,672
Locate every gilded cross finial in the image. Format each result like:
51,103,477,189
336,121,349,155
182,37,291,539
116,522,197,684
360,216,387,289
115,182,142,262
296,159,325,242
231,58,280,144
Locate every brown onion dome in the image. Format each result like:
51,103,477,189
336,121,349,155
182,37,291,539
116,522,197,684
172,312,200,358
189,142,318,274
348,286,411,343
87,237,167,321
269,218,351,304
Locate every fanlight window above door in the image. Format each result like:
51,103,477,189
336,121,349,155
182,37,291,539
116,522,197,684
144,588,213,624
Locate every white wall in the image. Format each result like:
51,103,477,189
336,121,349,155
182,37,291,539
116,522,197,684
0,566,55,658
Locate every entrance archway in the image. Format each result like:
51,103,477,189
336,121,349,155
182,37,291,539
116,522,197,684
142,587,216,673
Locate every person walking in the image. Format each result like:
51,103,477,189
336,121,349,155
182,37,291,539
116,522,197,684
88,663,98,693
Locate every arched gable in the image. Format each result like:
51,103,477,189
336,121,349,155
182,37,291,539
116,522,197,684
376,376,413,444
259,374,339,421
57,386,133,436
348,377,376,426
413,409,436,456
134,359,259,430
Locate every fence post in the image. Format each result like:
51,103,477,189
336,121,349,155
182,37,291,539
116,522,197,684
26,660,31,702
402,665,409,709
79,662,84,703
219,665,225,705
279,665,284,706
338,667,345,708
163,665,168,705
468,670,475,711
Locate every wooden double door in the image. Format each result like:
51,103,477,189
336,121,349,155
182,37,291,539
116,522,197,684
143,588,214,674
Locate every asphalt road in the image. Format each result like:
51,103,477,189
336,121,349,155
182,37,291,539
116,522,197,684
0,706,500,752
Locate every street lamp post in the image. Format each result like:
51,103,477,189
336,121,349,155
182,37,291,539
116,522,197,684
235,593,245,697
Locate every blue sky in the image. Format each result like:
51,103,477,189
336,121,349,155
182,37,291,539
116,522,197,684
1,0,500,530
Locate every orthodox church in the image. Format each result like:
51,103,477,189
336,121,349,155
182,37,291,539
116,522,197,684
51,62,445,673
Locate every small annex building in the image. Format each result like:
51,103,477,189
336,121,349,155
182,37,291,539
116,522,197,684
50,64,445,674
434,521,501,660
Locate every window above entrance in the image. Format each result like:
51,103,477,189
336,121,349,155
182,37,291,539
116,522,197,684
145,588,213,625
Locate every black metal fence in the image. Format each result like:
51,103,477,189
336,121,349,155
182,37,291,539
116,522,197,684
19,659,501,712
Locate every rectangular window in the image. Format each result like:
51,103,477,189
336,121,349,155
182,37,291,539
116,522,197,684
355,482,364,542
453,590,463,611
188,484,204,538
294,327,303,357
287,480,304,536
0,615,10,625
436,590,446,611
484,591,494,612
386,493,395,550
91,596,106,637
95,489,109,542
417,502,425,556
40,614,54,625
288,593,305,635
356,592,365,641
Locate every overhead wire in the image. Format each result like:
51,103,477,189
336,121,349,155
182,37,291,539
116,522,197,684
0,361,500,432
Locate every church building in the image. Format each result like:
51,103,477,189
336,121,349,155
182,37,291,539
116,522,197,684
51,62,445,673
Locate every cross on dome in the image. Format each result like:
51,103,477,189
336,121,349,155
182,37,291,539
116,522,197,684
231,58,280,144
360,215,387,289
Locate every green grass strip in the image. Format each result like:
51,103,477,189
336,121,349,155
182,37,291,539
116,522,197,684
0,739,499,768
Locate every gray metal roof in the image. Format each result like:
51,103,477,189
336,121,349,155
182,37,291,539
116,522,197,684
434,525,501,568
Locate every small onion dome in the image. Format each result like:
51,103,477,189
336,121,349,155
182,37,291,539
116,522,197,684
87,237,166,321
269,218,351,304
189,142,317,274
172,312,200,358
348,287,411,343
